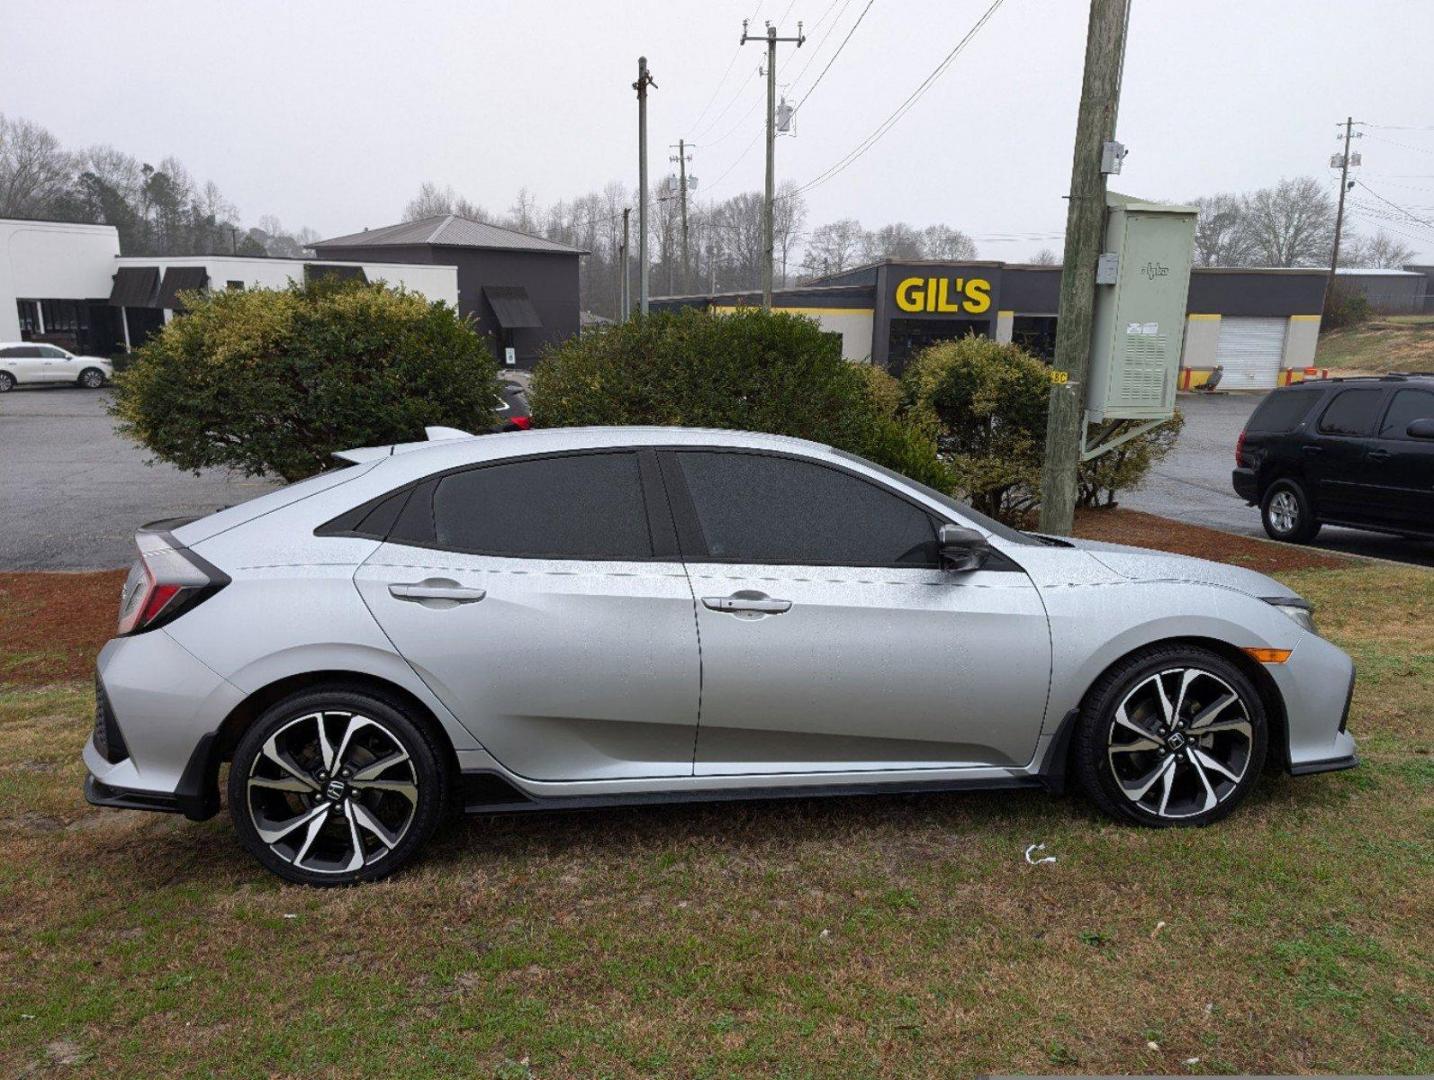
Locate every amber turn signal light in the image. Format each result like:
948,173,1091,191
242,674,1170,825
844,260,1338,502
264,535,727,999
1243,647,1292,664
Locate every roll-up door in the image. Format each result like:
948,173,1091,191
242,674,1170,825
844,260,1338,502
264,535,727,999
1215,317,1287,390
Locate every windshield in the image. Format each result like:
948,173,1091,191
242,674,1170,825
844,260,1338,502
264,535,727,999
832,450,1045,546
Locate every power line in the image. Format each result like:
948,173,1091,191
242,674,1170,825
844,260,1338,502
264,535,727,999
1364,133,1434,157
787,0,1004,198
785,0,853,90
791,0,875,117
687,1,765,134
1357,182,1434,229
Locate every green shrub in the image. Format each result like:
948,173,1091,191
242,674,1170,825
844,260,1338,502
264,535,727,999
529,306,948,483
111,279,501,482
1322,281,1372,331
903,334,1182,522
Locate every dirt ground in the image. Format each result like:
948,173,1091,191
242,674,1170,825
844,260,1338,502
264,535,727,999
1073,507,1351,573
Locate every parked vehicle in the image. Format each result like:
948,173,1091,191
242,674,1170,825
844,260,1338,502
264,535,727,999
492,376,531,431
86,426,1357,885
0,342,112,391
1233,373,1434,543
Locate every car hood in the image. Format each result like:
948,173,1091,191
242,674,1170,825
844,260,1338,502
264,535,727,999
1057,536,1301,601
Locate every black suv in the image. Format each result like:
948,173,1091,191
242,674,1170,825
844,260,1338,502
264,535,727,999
1233,373,1434,543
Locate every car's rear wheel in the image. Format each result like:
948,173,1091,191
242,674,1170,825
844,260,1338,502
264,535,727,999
78,367,106,389
1073,645,1268,827
1261,479,1320,543
228,687,449,886
0,372,14,392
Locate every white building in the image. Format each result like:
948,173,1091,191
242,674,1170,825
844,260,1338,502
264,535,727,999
1,217,460,355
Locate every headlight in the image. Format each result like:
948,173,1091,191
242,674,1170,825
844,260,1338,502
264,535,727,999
1266,598,1318,635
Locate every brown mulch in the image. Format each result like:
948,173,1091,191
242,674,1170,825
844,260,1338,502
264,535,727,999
1073,507,1351,573
0,512,1345,687
0,570,127,685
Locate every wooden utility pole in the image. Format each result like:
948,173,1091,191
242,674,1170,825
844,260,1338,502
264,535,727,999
634,57,657,315
619,206,631,323
1036,0,1132,536
670,139,691,293
1327,116,1360,296
742,18,803,308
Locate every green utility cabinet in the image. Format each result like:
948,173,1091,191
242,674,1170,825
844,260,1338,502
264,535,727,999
1086,193,1197,422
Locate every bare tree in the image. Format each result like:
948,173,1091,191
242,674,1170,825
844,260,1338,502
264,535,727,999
800,219,864,280
508,187,540,234
921,223,978,260
861,221,926,263
1340,230,1417,269
772,181,808,288
0,114,74,218
403,182,490,222
1239,177,1334,267
1029,248,1058,265
1191,193,1253,267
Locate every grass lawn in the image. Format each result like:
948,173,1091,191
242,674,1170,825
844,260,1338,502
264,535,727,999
1,524,1430,1077
1316,314,1434,373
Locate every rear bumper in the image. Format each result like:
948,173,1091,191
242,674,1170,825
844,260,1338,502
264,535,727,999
1232,466,1259,504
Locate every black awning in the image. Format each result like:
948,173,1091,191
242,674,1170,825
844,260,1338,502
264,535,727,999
484,285,543,329
154,267,210,310
109,267,160,308
304,263,368,285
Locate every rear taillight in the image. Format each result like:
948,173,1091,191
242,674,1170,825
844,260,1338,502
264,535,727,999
1235,429,1247,466
117,531,229,636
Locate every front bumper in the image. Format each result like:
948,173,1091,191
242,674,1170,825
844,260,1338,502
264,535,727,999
1271,633,1359,776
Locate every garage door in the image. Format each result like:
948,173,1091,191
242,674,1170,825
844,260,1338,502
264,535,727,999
1216,317,1287,390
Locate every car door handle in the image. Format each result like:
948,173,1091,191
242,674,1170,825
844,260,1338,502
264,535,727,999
1367,448,1391,461
702,593,792,614
1301,445,1322,455
389,579,486,603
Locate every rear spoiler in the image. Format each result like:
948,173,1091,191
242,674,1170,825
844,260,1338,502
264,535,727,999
331,426,475,465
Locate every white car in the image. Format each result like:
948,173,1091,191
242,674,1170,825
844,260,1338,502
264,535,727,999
0,342,113,391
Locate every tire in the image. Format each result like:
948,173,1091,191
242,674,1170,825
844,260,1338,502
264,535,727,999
78,367,106,389
1072,644,1268,828
0,372,14,392
227,686,451,886
1261,479,1321,543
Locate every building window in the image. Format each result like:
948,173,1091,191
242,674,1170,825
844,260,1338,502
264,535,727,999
15,300,39,339
39,300,89,336
226,281,245,291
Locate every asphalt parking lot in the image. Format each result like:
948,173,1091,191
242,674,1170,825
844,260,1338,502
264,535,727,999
2,380,1429,571
1124,391,1434,568
0,387,282,571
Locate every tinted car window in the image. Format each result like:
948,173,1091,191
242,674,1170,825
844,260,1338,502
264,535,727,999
37,345,67,358
432,452,652,559
676,451,936,565
1379,388,1434,439
1246,387,1322,433
1318,388,1385,437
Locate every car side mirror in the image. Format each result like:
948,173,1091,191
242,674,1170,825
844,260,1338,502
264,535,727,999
1407,418,1434,440
937,523,990,573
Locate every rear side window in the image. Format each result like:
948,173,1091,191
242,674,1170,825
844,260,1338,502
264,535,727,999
1245,387,1322,433
675,451,937,566
1379,388,1434,439
431,452,652,559
1318,389,1386,437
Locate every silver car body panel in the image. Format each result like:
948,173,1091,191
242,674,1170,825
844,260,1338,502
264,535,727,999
86,426,1357,806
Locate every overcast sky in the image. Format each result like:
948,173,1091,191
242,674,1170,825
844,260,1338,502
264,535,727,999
3,0,1432,261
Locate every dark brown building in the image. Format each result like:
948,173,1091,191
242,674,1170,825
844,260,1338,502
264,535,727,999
312,214,586,368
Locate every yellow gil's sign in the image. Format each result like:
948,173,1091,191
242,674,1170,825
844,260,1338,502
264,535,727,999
894,276,992,315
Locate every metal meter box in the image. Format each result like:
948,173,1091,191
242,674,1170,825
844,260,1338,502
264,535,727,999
1086,193,1197,422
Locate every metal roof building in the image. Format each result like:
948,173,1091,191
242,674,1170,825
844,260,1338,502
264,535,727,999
313,215,587,368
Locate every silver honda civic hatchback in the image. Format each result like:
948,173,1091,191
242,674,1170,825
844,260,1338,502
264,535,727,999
84,426,1358,885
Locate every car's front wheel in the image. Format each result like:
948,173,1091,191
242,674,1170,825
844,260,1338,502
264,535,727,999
227,686,450,886
1261,479,1321,543
0,371,14,392
78,367,106,389
1073,645,1268,827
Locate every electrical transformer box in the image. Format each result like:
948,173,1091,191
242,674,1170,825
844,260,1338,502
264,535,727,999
1086,193,1197,422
